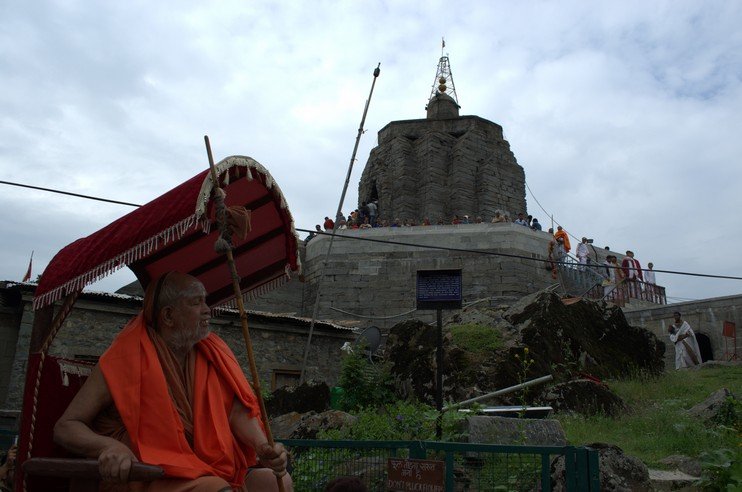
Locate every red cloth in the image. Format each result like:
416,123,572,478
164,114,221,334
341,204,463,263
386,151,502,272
99,314,261,487
621,257,643,280
323,218,335,230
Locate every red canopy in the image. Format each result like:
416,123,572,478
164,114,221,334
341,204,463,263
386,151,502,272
34,156,301,310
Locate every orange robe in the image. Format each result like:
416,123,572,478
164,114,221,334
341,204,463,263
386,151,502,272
553,230,571,253
99,314,261,488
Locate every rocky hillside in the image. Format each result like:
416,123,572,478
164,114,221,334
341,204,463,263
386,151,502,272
384,290,665,405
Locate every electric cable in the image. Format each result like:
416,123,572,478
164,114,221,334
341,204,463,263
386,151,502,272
2,179,740,282
0,180,142,207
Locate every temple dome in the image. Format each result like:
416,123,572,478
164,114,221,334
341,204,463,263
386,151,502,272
426,92,460,120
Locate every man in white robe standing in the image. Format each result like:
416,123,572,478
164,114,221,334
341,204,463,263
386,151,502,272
668,311,702,369
576,237,589,270
644,262,657,302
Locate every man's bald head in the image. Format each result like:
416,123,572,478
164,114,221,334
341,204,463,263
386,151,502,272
144,272,206,329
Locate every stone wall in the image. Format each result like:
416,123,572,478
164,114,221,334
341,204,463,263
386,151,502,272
300,223,559,330
1,289,355,412
0,307,21,407
623,295,742,369
357,116,527,223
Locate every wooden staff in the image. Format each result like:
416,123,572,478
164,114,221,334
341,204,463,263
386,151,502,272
204,136,285,492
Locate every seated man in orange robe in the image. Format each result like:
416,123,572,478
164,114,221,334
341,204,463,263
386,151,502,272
54,271,292,491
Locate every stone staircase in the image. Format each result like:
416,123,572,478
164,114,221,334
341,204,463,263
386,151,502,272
554,254,606,297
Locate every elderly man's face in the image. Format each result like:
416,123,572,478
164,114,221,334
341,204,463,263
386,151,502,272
673,313,681,323
170,278,211,348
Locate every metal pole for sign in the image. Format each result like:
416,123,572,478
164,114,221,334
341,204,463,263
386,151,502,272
436,308,443,440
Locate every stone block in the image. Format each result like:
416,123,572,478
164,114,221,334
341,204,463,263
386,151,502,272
463,415,567,446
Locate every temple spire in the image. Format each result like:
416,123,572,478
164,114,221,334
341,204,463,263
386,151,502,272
428,38,459,106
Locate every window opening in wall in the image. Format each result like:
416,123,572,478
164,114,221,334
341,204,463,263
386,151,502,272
272,368,301,390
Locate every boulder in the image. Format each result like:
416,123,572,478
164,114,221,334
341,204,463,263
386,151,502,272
384,290,665,406
266,380,330,417
551,442,651,491
463,415,567,446
290,410,358,439
647,469,700,491
687,388,736,423
537,379,627,417
270,411,304,439
384,319,473,404
657,454,701,478
500,292,665,383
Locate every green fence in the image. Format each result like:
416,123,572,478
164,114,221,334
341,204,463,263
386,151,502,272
280,439,600,491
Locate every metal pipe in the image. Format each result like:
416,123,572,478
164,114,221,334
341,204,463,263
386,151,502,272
444,374,553,411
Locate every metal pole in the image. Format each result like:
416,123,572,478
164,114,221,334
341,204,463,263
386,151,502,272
299,64,381,384
436,308,443,439
443,374,553,411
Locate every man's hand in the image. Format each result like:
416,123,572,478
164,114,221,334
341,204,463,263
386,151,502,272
98,441,138,483
256,442,288,477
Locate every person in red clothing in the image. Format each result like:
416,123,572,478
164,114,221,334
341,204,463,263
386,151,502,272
621,250,643,298
323,216,335,231
54,272,291,491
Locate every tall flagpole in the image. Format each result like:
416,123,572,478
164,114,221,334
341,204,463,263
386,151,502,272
299,63,381,383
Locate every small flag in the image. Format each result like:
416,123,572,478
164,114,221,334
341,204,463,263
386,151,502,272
442,37,445,49
22,251,33,282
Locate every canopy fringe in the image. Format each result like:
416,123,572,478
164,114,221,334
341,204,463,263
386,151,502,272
33,214,200,310
33,155,301,311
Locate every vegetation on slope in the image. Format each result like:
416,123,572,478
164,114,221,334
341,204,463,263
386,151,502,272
557,365,741,467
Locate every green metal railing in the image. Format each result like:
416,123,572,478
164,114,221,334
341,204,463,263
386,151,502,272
280,439,599,491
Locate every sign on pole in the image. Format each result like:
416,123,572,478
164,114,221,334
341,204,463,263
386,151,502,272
416,269,462,310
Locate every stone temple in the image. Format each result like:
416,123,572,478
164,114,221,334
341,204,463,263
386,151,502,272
247,53,669,333
248,54,564,329
358,59,527,223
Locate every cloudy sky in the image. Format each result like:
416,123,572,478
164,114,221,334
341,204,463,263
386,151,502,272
1,1,741,302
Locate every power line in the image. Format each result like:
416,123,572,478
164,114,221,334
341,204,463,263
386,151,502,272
0,180,142,207
2,179,741,282
299,228,742,281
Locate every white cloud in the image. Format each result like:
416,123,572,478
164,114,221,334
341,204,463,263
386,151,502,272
1,0,741,301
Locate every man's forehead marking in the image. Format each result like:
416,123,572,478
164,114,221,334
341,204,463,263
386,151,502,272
181,281,206,298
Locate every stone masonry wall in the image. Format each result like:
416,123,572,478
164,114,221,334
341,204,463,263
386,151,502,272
358,116,526,223
0,308,21,407
3,295,354,411
300,223,557,330
623,295,742,369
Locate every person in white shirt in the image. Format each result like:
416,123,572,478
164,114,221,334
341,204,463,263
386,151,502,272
514,213,529,227
576,237,589,269
644,262,657,302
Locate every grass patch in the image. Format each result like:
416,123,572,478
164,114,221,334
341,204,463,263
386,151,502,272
449,323,503,357
557,365,741,467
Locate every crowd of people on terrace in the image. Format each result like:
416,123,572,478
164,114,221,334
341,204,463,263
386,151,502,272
306,202,548,241
306,202,661,303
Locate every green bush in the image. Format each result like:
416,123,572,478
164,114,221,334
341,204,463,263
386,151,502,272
695,448,742,491
449,323,502,355
337,349,395,411
711,396,742,432
320,400,467,441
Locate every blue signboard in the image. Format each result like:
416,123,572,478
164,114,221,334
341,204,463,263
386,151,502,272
416,269,462,310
